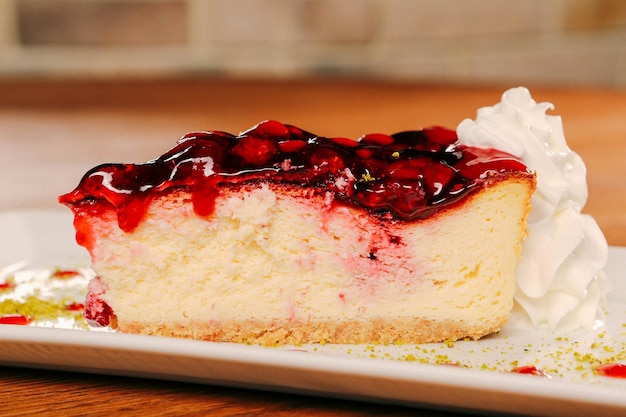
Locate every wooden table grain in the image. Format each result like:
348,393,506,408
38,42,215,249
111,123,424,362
0,79,624,416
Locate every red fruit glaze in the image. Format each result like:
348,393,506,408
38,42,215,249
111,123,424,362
59,120,531,233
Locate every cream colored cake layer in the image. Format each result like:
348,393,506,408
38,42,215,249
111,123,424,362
87,178,533,344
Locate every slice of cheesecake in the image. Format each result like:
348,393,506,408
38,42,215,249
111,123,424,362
60,121,535,345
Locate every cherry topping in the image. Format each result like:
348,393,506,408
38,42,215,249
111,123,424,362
243,119,290,138
331,136,360,148
278,140,307,153
423,126,459,145
59,121,531,232
359,133,394,146
232,137,278,166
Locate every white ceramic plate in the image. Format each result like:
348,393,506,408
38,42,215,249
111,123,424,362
1,210,625,417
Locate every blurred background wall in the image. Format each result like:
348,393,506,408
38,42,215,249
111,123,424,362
0,0,625,87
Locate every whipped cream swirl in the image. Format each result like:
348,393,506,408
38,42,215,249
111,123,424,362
457,87,609,330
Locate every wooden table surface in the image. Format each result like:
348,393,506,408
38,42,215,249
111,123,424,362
0,78,624,416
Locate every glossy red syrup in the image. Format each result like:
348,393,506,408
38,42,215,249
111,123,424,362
596,363,626,378
59,121,530,233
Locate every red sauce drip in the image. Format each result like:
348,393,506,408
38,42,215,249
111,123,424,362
596,363,626,378
59,121,531,232
52,269,80,279
0,282,12,290
511,366,550,378
0,314,33,325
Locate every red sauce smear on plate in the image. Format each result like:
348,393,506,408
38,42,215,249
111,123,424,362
51,270,80,279
0,314,33,325
511,366,550,378
596,363,626,378
66,302,85,311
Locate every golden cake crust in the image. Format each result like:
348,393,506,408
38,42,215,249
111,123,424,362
122,316,508,346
